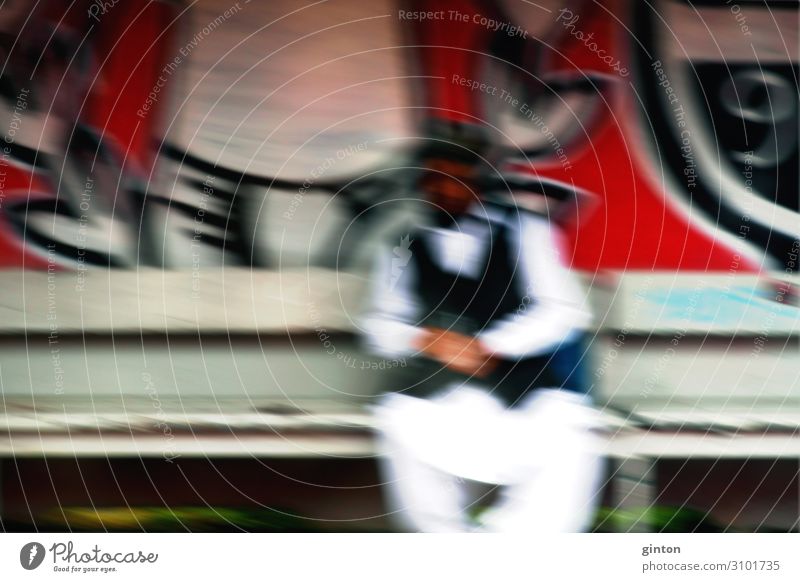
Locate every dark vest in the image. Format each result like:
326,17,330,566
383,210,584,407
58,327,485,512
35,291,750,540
398,207,589,407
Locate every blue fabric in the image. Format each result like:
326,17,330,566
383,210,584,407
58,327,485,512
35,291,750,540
491,333,592,408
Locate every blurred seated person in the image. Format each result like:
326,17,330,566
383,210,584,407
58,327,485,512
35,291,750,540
362,121,602,532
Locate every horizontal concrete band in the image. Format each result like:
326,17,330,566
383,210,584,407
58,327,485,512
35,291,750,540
1,269,797,334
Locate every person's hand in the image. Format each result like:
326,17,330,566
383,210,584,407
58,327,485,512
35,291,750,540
415,327,498,377
447,339,498,377
414,327,453,361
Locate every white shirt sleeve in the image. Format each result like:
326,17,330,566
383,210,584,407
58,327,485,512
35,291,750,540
477,213,592,359
360,242,425,359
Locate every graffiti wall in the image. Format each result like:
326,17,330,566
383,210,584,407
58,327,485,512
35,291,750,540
0,0,795,275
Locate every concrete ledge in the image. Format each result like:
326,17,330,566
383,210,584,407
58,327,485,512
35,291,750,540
0,269,796,334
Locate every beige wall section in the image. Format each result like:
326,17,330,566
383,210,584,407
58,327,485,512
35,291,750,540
0,334,384,400
3,269,797,334
0,269,797,406
170,0,413,181
0,269,364,333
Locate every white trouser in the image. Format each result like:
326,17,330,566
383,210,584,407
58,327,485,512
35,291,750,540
374,385,604,532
